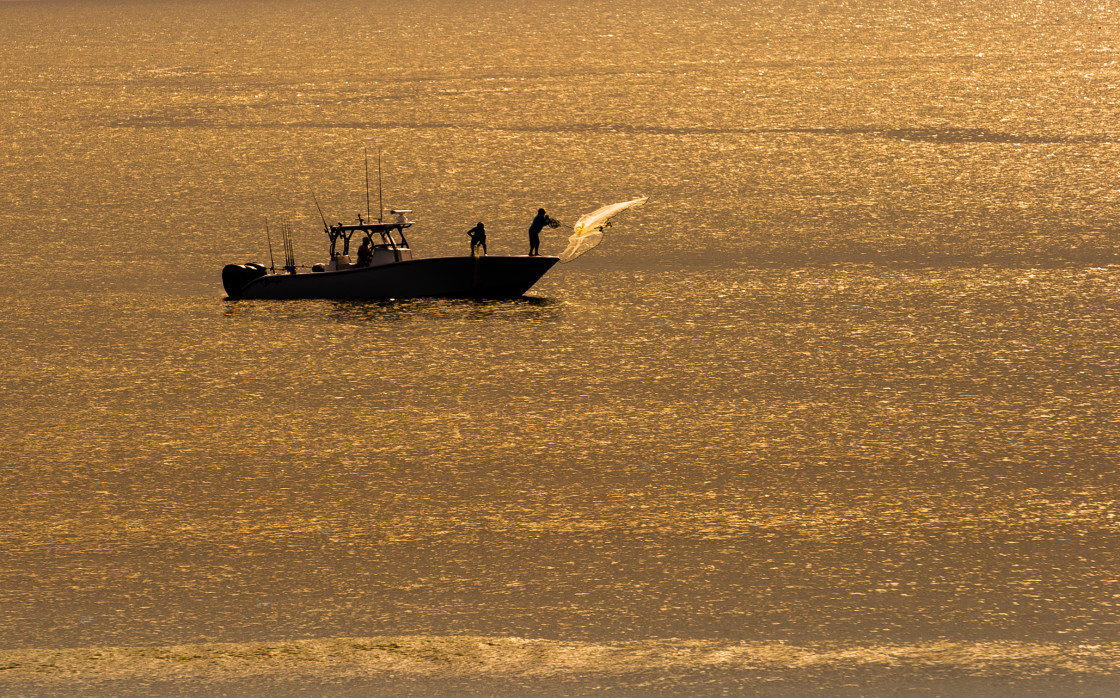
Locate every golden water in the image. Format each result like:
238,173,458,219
2,0,1120,693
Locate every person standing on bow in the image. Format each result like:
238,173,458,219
467,222,487,256
527,208,555,256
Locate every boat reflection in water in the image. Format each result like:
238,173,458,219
222,211,559,300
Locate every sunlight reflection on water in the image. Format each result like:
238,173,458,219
1,1,1120,691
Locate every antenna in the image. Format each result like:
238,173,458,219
364,148,371,221
377,148,384,223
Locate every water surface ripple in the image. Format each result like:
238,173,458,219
1,0,1119,693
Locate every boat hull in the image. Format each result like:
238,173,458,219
226,255,559,300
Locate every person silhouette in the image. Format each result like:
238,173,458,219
528,208,551,256
356,237,373,266
467,222,487,256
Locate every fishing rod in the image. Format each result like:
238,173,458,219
377,148,383,224
283,222,297,274
265,216,276,273
311,191,330,233
312,190,338,257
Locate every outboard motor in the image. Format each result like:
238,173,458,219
222,263,267,298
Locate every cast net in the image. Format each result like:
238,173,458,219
557,196,648,263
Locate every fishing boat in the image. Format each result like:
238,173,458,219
222,197,648,301
222,212,559,300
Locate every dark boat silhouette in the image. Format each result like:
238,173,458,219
223,214,558,300
222,196,646,300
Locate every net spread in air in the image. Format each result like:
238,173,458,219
558,196,648,263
